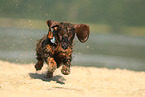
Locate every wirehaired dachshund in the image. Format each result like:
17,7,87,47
35,20,90,78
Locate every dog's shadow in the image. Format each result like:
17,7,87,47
29,73,66,84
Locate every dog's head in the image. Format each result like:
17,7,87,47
47,20,90,50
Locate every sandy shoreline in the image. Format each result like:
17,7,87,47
0,60,145,97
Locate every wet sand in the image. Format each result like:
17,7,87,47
0,60,145,97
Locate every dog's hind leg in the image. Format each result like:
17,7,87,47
35,54,44,71
35,60,44,71
35,38,45,71
35,46,44,71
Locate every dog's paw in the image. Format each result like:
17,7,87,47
47,71,53,78
61,65,70,75
35,62,43,71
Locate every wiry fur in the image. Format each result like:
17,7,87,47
35,20,90,78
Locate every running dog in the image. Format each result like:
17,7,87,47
35,20,90,78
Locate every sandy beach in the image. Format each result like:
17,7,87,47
0,60,145,97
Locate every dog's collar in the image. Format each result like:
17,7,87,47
50,37,55,43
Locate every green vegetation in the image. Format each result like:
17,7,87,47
0,0,145,35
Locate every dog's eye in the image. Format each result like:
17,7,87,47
70,34,74,37
57,33,62,41
58,32,61,36
69,31,74,37
69,35,73,38
59,36,62,41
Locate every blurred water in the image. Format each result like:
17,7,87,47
0,27,145,71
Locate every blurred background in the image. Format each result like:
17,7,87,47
0,0,145,71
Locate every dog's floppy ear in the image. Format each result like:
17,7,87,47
47,20,59,39
74,24,90,43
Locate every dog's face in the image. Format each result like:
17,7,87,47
55,22,75,50
47,20,90,50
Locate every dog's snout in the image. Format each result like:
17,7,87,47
62,37,68,50
63,37,68,42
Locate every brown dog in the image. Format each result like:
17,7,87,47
35,20,90,78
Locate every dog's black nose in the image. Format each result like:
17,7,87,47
62,43,68,50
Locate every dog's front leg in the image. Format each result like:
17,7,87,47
45,57,57,78
43,45,57,78
61,57,71,75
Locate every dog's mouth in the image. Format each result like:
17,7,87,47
57,36,73,53
62,42,68,50
58,44,72,54
61,37,69,50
